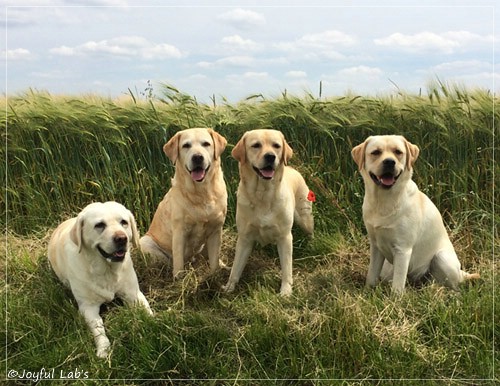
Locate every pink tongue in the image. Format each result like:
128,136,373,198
114,250,125,258
260,168,275,178
191,169,206,181
381,175,395,186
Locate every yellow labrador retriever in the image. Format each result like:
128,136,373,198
48,201,152,358
140,128,228,278
222,129,314,296
351,135,479,294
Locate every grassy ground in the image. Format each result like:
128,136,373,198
2,86,498,384
3,223,496,384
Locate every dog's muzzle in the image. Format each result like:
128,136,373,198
253,153,276,179
370,158,400,189
189,154,210,182
97,233,128,262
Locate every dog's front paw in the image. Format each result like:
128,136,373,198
143,303,154,316
173,269,187,281
221,282,235,293
279,283,293,297
96,339,111,359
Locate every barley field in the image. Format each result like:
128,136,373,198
2,84,498,385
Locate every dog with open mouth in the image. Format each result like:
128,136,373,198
48,201,153,358
222,129,314,296
351,135,479,294
140,128,228,279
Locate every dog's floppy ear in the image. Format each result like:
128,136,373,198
404,138,420,169
209,129,227,160
128,210,140,249
163,131,181,163
69,216,84,253
351,138,368,171
231,133,247,164
282,135,293,165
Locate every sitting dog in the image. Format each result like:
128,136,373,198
222,129,314,296
351,135,479,294
48,201,152,358
140,128,228,278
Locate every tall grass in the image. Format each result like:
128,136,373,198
2,85,498,384
3,85,496,238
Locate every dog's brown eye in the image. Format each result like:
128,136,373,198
120,220,128,227
395,149,403,155
95,222,106,230
202,141,211,147
182,143,191,149
272,143,281,149
251,142,262,149
371,150,382,156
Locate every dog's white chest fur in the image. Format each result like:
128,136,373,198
237,191,293,246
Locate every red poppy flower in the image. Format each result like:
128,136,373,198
307,190,316,202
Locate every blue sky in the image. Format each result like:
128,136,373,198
2,0,498,102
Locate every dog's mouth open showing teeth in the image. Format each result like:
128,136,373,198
254,165,275,179
190,166,209,182
97,245,127,262
370,172,400,189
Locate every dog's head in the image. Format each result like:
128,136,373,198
69,201,139,263
163,128,227,183
351,135,420,190
231,129,293,180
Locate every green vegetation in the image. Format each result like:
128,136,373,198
2,84,498,384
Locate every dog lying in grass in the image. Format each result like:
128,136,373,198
48,201,152,358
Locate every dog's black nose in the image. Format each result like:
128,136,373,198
192,154,204,165
383,158,396,167
264,153,276,164
114,233,127,246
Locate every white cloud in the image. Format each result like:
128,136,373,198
50,36,184,60
428,60,492,73
442,31,494,46
285,70,307,78
142,43,184,60
50,46,74,56
197,55,256,69
197,54,289,71
3,48,33,60
217,55,256,67
242,72,269,80
374,31,493,54
418,60,496,90
197,61,213,69
220,35,260,52
217,8,265,28
337,65,382,77
298,30,357,48
226,72,272,87
3,5,497,100
276,30,356,53
320,66,385,94
31,69,74,80
274,30,356,64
